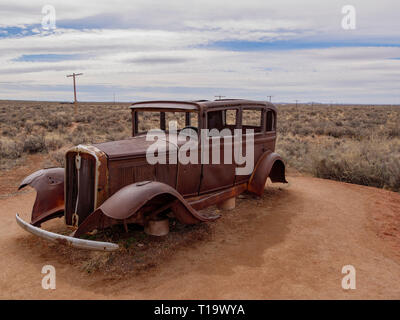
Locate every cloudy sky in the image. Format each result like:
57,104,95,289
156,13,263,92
0,0,399,103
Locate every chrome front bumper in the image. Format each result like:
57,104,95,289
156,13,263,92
16,214,119,252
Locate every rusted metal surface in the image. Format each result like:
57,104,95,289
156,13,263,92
17,99,287,249
18,168,64,226
94,136,155,159
189,183,247,210
217,197,236,210
73,181,219,237
99,181,206,220
248,151,288,196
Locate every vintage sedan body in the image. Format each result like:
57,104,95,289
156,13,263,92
17,99,287,251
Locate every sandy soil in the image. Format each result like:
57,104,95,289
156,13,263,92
1,175,400,299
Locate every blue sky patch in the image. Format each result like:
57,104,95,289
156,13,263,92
14,54,84,62
0,25,43,38
207,39,400,51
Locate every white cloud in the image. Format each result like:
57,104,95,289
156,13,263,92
0,0,399,103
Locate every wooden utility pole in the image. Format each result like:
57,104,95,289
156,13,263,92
295,99,299,108
66,72,83,114
267,95,273,102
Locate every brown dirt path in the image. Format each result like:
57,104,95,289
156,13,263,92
1,176,400,299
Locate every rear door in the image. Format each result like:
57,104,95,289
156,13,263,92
199,108,238,194
235,106,266,184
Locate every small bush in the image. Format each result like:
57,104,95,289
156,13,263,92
0,139,23,159
311,138,400,192
45,136,64,151
1,127,18,137
23,135,47,153
50,150,66,167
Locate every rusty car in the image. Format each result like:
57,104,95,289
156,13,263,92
16,99,287,251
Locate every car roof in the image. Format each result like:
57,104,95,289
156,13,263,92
130,99,277,111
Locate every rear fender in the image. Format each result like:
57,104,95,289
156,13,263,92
18,168,64,226
74,181,219,238
248,152,287,196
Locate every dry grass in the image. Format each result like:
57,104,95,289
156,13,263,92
0,100,132,170
276,104,400,192
0,100,399,192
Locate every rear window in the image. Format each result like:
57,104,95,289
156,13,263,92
266,110,275,131
242,109,263,132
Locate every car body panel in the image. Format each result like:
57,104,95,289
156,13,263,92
248,151,288,196
18,167,64,226
73,181,219,237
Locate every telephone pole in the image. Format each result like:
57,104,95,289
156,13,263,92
267,95,273,102
66,72,83,114
295,99,299,108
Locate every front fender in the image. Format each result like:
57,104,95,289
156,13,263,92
248,152,288,196
74,181,219,238
18,168,64,226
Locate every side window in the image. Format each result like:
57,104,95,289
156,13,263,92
266,110,275,132
137,111,161,133
224,109,237,126
165,112,186,130
188,112,199,128
242,108,263,133
164,112,198,131
207,111,224,131
207,109,237,136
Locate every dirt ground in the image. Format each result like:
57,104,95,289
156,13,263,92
1,169,400,300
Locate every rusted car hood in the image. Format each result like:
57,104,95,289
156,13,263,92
93,134,180,160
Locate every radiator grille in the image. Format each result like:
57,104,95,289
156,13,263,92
65,152,96,226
